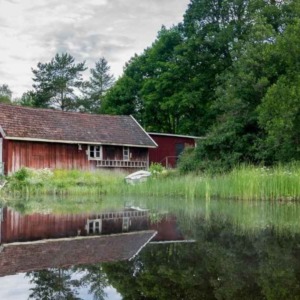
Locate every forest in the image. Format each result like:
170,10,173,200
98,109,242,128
1,0,300,173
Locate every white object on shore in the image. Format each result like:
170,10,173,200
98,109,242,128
125,170,151,184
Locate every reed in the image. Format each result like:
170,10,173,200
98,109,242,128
1,164,300,201
2,168,126,197
125,163,300,201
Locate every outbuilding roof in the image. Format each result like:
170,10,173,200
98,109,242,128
0,104,157,148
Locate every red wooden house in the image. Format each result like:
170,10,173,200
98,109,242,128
148,133,199,168
0,104,157,174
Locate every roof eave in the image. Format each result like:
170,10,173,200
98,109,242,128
130,115,158,148
5,136,157,148
148,132,204,140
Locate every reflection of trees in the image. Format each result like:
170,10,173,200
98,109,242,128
27,268,81,299
75,265,109,300
103,217,300,300
23,215,300,300
26,265,109,300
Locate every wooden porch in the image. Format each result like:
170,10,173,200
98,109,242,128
96,159,148,168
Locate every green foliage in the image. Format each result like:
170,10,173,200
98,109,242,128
3,165,300,201
101,0,300,171
13,167,31,182
80,57,115,113
177,148,200,174
118,164,300,201
257,19,300,163
258,76,300,162
15,91,36,107
149,162,165,175
4,168,125,197
32,53,87,111
0,84,12,103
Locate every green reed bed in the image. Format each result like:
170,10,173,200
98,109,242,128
126,164,300,201
1,164,300,201
2,168,126,197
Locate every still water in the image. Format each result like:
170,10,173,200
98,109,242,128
1,197,300,299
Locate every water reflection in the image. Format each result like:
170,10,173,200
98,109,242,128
0,205,189,277
1,199,300,299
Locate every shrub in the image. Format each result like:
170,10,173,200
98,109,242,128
13,167,30,182
149,162,165,175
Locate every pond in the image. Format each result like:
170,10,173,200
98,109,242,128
1,196,300,299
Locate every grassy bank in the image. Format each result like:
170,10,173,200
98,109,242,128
1,164,300,201
126,164,300,201
1,168,126,197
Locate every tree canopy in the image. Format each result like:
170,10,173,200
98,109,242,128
31,53,87,111
101,0,300,171
0,84,12,103
7,0,300,171
77,57,115,113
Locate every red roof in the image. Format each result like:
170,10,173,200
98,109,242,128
0,104,157,148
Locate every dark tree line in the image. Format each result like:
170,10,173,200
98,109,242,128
101,0,300,171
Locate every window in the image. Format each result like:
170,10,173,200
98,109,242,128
88,145,102,160
87,219,102,234
123,146,129,161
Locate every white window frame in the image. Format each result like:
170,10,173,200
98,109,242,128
86,219,102,234
123,146,129,161
88,145,103,160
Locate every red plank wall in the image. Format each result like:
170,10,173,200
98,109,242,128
7,140,91,174
148,134,196,168
4,140,149,174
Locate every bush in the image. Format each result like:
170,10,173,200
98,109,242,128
13,167,30,182
177,148,199,174
149,162,165,175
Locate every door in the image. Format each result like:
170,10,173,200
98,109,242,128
175,143,185,166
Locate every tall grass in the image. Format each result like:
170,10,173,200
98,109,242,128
2,168,126,197
126,164,300,201
1,164,300,201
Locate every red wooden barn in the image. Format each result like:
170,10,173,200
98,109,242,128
0,104,157,174
148,133,199,168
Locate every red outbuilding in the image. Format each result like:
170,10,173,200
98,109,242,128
148,133,199,168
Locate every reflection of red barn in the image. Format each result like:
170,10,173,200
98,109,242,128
0,207,186,244
148,133,199,168
0,207,150,243
0,208,190,276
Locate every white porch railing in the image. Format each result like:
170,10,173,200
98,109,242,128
96,160,148,168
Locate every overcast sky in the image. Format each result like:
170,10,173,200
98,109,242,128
0,0,190,98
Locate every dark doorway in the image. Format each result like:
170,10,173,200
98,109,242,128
175,143,185,165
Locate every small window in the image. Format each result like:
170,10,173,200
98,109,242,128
87,219,102,234
123,147,129,161
89,145,102,160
